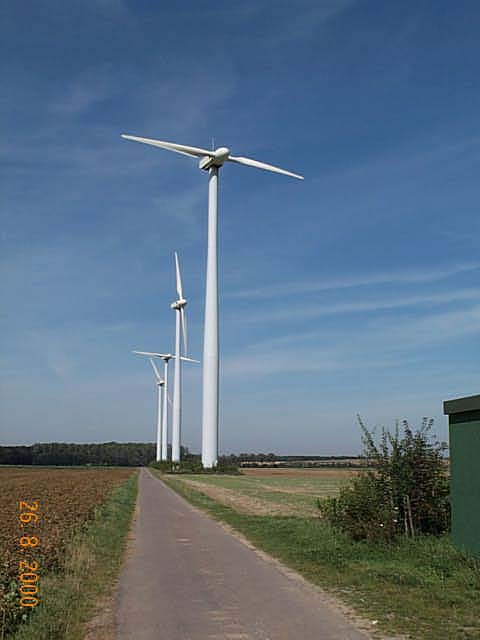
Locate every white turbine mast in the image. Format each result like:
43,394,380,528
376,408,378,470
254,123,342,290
122,134,303,467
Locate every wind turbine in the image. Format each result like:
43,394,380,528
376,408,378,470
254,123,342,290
122,134,303,467
133,351,172,461
148,358,165,462
171,252,188,463
133,350,199,461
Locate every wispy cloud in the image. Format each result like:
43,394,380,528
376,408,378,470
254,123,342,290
151,184,205,233
223,303,480,377
50,66,116,116
265,0,356,46
232,0,356,49
223,345,404,377
229,262,480,299
383,303,480,347
230,288,480,325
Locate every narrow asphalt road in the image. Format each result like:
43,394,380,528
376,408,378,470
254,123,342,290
115,468,370,640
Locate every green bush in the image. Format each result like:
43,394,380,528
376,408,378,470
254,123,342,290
319,417,450,542
150,460,203,473
149,460,241,474
320,472,398,542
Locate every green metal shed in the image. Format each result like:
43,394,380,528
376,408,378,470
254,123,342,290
443,394,480,556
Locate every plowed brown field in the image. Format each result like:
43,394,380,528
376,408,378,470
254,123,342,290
0,467,133,635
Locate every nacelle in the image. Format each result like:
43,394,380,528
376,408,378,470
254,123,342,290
171,298,187,310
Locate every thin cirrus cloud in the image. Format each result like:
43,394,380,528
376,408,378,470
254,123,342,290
223,303,480,378
49,68,116,116
255,0,356,47
223,346,402,378
230,288,480,326
228,262,480,299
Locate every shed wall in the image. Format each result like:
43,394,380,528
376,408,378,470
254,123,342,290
449,411,480,555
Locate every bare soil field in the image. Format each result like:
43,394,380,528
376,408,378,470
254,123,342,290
0,467,134,636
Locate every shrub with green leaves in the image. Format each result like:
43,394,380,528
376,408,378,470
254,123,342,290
319,416,450,542
149,460,241,474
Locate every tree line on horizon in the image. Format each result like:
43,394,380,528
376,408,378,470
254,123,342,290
0,442,164,466
0,443,362,467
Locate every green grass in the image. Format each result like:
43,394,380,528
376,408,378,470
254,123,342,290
9,472,138,640
160,473,480,640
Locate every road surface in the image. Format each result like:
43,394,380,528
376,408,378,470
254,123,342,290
115,468,370,640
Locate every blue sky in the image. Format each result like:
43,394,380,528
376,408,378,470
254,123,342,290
1,0,479,453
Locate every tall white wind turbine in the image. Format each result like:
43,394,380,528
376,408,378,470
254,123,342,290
122,134,303,467
171,252,188,463
133,350,199,461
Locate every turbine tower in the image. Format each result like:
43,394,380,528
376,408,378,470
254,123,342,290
122,134,303,467
133,350,199,460
171,252,188,462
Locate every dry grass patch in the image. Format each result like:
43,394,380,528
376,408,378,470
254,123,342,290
177,478,298,516
243,467,360,479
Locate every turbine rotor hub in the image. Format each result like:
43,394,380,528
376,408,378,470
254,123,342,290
214,147,230,161
199,146,230,171
171,298,187,310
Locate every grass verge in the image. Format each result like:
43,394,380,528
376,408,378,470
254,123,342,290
9,472,138,640
159,473,480,640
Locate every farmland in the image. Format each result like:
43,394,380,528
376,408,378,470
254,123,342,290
0,467,136,638
158,468,480,640
174,467,356,516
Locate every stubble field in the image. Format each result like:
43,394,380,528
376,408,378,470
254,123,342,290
172,467,356,516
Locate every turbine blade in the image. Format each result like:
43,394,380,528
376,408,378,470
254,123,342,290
180,307,187,355
228,155,304,180
149,358,162,381
132,350,171,359
174,252,183,298
121,135,213,159
167,394,173,408
134,350,197,363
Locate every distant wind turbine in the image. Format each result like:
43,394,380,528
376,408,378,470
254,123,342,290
148,358,165,462
133,351,199,461
171,252,188,463
122,134,303,467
